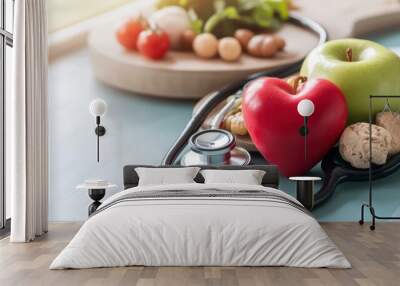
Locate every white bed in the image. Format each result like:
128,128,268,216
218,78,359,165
50,182,350,269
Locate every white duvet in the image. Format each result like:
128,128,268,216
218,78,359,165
50,183,350,269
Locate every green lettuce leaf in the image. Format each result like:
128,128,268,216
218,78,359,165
156,0,289,35
204,6,240,33
187,8,203,34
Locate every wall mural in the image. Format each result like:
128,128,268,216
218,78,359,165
48,0,400,221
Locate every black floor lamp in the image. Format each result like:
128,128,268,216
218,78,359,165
359,95,400,230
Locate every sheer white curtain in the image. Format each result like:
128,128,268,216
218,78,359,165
9,0,48,242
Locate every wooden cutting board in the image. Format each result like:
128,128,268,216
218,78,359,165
89,0,400,99
89,12,317,98
296,0,400,39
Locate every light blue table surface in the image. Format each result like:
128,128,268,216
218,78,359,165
48,29,400,222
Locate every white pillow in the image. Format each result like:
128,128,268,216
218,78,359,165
135,167,200,186
200,169,266,185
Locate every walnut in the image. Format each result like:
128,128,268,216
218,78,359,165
224,112,247,136
376,112,400,155
230,112,248,136
339,122,392,169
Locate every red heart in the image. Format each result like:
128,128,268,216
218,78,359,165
242,77,348,177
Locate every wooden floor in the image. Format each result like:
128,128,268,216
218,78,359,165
0,223,399,286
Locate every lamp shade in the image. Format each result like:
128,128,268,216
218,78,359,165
297,99,315,117
89,98,107,117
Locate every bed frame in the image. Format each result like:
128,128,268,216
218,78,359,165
123,165,280,190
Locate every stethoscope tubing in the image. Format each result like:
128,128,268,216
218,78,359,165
162,13,329,165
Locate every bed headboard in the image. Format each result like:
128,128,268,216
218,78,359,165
123,165,280,189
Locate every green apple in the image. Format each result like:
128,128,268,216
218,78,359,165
300,39,400,124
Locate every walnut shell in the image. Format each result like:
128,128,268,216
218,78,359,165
230,112,248,136
376,111,400,154
339,122,392,169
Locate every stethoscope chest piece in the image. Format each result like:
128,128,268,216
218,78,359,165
181,129,251,166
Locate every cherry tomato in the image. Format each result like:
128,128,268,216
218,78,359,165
116,19,145,50
137,30,170,60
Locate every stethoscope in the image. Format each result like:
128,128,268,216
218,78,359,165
162,12,328,166
181,92,251,166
